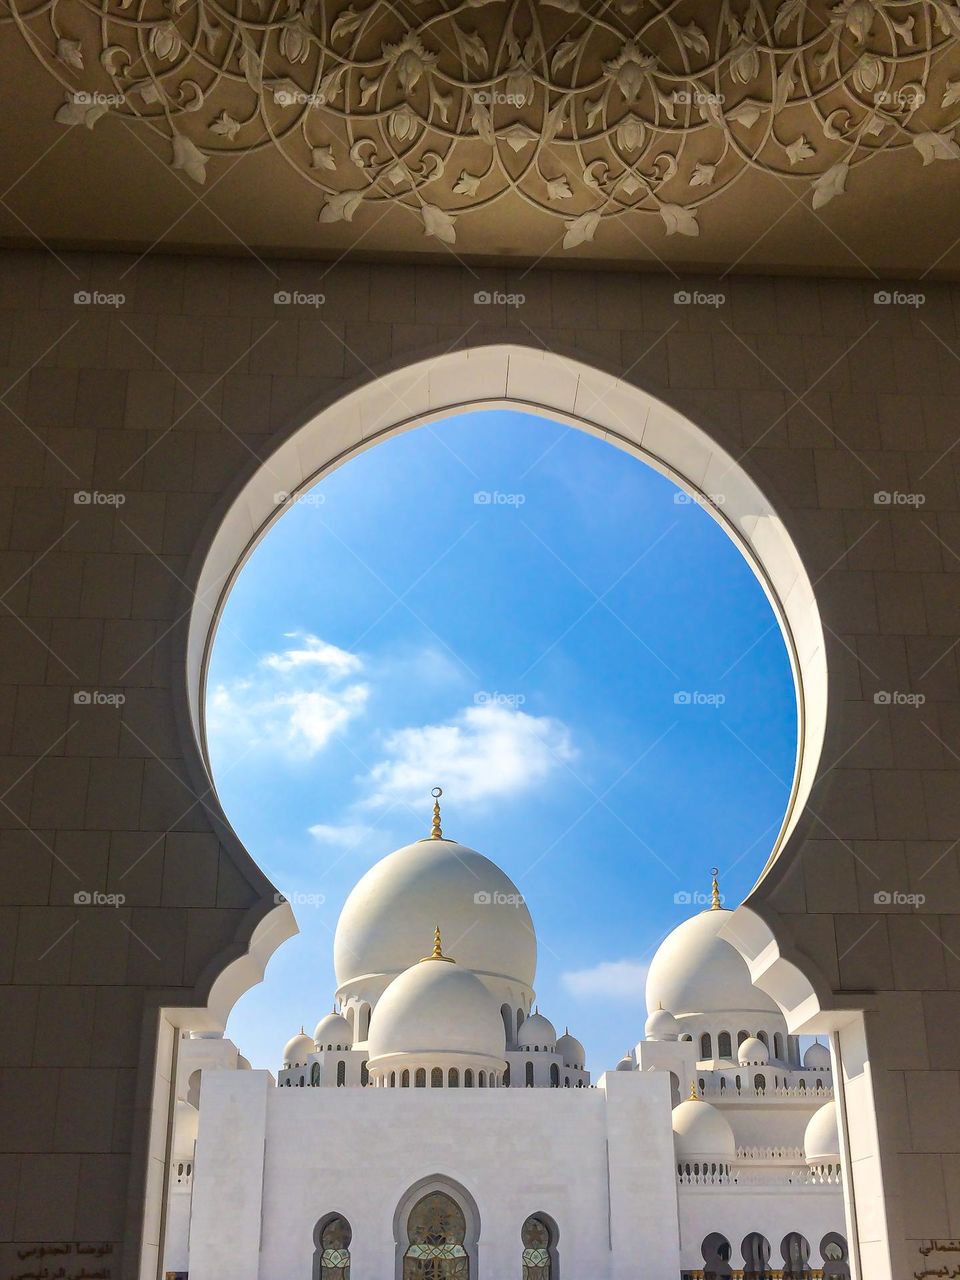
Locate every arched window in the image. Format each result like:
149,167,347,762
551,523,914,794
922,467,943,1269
757,1030,769,1048
550,1063,560,1088
799,1078,806,1091
819,1233,850,1279
299,1074,305,1086
717,1031,732,1059
754,1072,766,1093
431,1067,443,1088
780,1231,811,1279
390,1071,397,1088
360,1060,369,1087
314,1214,351,1279
402,1192,468,1280
737,1030,749,1047
401,1069,410,1087
525,1060,534,1087
448,1067,459,1088
700,1033,712,1058
679,1033,693,1042
774,1032,784,1059
464,1069,474,1087
415,1067,426,1087
478,1071,486,1087
517,1008,525,1034
741,1232,771,1279
336,1060,346,1087
503,1064,510,1087
700,1231,733,1279
311,1062,321,1086
521,1214,557,1280
501,1003,512,1044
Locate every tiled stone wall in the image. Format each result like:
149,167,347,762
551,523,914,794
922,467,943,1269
1,248,959,1278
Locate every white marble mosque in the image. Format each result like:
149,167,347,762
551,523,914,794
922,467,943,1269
164,794,849,1280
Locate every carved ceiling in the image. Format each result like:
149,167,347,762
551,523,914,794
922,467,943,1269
3,0,960,272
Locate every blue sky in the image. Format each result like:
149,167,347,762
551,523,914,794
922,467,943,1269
208,409,797,1073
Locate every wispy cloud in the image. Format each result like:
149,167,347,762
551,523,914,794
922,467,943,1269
363,702,576,807
208,632,367,758
308,822,380,850
561,959,650,1001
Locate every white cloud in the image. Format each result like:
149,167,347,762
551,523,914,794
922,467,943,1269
561,959,650,1001
364,702,576,807
308,822,380,850
207,633,367,758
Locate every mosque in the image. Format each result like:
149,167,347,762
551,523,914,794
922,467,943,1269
163,793,849,1280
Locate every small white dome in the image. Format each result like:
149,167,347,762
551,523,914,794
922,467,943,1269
556,1030,585,1069
672,1097,737,1161
367,952,506,1062
804,1041,831,1070
645,1007,681,1041
237,1054,251,1071
314,1012,353,1049
804,1099,840,1163
616,1052,634,1072
517,1010,556,1051
282,1031,315,1067
738,1036,770,1065
646,907,781,1019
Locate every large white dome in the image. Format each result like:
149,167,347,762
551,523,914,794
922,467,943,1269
672,1097,737,1161
367,952,507,1062
334,837,536,989
645,908,780,1019
804,1099,840,1163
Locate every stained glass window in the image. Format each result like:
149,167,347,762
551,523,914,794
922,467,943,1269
521,1215,552,1280
403,1192,468,1279
318,1216,351,1279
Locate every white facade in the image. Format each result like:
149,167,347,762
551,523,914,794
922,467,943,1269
164,819,849,1280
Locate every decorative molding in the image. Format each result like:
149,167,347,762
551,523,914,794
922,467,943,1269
8,0,960,248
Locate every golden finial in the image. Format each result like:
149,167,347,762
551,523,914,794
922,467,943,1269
430,787,443,839
689,1080,699,1102
420,924,454,963
710,867,722,911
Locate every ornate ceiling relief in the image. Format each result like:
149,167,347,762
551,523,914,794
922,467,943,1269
8,0,960,249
